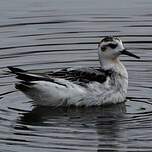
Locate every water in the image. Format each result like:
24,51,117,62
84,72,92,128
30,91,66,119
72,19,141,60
0,0,152,151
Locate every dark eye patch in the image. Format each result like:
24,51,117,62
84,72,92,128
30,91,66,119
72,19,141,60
108,43,117,49
101,46,106,52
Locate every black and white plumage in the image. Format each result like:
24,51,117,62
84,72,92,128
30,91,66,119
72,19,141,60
8,36,140,106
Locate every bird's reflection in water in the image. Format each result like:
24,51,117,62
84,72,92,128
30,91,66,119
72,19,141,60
96,104,127,152
17,103,128,152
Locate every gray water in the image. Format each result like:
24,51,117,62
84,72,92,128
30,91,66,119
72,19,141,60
0,0,152,151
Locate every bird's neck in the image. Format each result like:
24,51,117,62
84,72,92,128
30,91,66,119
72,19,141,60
112,59,128,79
99,57,128,79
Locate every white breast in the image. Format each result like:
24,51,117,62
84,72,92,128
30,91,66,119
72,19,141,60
84,60,128,105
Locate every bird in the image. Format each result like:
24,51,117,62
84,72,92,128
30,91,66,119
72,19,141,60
8,36,140,107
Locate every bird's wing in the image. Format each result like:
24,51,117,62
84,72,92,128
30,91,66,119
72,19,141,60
8,66,112,86
47,67,112,85
7,66,67,87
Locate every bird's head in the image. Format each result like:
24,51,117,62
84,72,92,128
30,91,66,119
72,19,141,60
98,36,140,69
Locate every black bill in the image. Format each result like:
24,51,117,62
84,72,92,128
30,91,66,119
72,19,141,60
121,49,140,59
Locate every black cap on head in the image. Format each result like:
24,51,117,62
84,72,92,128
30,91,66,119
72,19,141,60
102,36,114,42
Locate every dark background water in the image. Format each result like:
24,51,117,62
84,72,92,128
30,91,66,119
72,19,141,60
0,0,152,151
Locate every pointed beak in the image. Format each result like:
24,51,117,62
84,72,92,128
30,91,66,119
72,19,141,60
120,49,140,59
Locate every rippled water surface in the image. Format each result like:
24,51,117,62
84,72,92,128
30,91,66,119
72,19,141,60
0,0,152,151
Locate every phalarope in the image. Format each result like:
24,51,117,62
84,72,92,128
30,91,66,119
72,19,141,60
8,36,140,106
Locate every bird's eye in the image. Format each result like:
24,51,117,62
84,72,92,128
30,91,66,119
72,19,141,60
101,46,106,52
109,43,117,49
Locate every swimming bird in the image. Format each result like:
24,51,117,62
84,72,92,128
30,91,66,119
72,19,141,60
8,36,140,106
